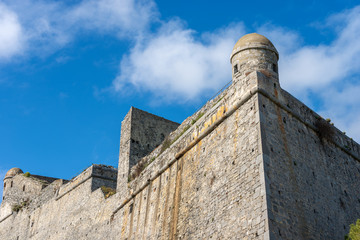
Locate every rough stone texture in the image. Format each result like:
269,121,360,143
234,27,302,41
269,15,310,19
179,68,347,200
57,164,117,199
1,33,359,240
117,107,179,195
258,84,360,240
231,33,279,81
1,173,65,218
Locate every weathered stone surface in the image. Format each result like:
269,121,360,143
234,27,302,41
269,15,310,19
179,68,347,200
0,33,359,240
117,107,179,196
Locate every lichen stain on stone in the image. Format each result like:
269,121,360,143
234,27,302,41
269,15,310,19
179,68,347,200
169,159,183,239
233,109,241,156
275,103,308,239
120,205,129,238
161,166,173,239
141,181,152,239
150,176,161,236
180,156,195,211
200,105,227,135
274,87,278,99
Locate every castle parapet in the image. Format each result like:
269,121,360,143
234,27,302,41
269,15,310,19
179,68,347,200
56,164,117,200
117,107,179,195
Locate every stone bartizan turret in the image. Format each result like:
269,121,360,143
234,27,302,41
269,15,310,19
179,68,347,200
230,33,279,80
3,168,23,200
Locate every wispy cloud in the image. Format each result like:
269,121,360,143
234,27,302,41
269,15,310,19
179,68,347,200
0,3,23,60
0,0,359,141
110,4,360,140
258,6,360,141
318,83,360,141
270,6,360,93
113,20,245,102
0,0,157,60
68,0,157,37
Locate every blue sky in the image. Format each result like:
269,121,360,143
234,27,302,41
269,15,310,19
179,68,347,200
1,0,360,202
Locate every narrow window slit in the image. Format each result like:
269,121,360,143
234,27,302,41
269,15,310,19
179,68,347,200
233,64,239,74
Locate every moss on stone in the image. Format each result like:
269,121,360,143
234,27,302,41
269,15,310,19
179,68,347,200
100,186,116,199
191,112,204,125
12,200,30,213
12,204,22,212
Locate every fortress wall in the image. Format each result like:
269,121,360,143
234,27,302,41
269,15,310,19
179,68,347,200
117,108,132,194
111,70,270,239
0,177,93,240
1,177,120,240
90,165,117,191
117,107,179,194
0,178,63,221
0,164,120,240
92,165,117,179
0,207,31,239
1,77,264,240
57,165,94,197
2,71,359,240
2,175,44,206
28,179,63,211
128,108,180,167
258,86,360,239
57,164,117,199
3,34,360,239
32,181,112,240
126,70,259,192
91,178,117,192
175,95,266,239
40,182,111,240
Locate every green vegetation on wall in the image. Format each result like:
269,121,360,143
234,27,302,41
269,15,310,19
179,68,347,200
345,219,360,240
12,200,30,213
100,186,116,199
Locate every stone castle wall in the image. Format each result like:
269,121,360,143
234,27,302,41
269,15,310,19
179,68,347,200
1,33,359,240
257,78,360,239
117,107,179,195
0,71,271,239
111,72,268,239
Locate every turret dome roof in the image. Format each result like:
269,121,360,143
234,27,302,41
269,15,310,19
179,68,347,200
231,33,278,62
4,167,23,179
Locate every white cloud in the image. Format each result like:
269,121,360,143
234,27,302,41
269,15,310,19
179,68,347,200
257,6,360,142
257,24,302,56
1,0,359,141
69,0,157,37
113,20,245,102
112,5,360,140
1,0,71,57
1,0,157,59
318,83,360,141
274,6,360,92
0,3,23,60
